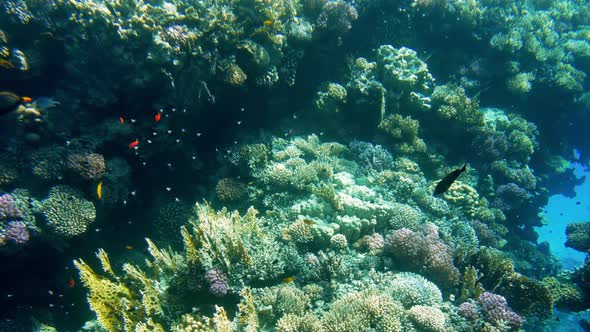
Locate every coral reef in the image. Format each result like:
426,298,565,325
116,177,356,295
565,222,590,252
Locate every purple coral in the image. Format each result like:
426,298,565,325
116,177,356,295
317,1,358,35
66,153,106,180
384,224,459,287
0,194,22,220
4,221,30,244
492,183,530,213
478,292,523,328
459,301,479,320
204,269,228,297
472,129,508,161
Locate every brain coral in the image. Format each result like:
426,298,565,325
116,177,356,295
42,185,96,238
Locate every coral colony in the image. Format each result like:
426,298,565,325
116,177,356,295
0,0,589,331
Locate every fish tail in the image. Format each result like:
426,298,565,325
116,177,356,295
461,164,467,172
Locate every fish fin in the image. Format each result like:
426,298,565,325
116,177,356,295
461,164,467,172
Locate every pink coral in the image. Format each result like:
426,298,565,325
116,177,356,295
0,194,22,220
459,301,479,320
66,153,106,180
384,224,459,287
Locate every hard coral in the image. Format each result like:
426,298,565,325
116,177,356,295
316,1,358,35
565,222,590,252
0,193,22,220
67,152,106,180
478,292,522,329
215,178,248,202
42,185,96,238
384,224,459,288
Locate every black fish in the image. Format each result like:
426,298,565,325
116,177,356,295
434,164,467,195
0,91,22,116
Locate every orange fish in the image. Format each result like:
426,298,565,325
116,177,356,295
128,138,139,149
68,278,75,288
21,96,32,103
154,112,161,122
119,116,124,124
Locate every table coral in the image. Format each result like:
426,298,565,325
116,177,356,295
42,185,96,238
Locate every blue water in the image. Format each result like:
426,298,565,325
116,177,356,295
536,162,588,270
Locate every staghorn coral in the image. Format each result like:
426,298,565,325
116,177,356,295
41,185,96,238
66,153,106,181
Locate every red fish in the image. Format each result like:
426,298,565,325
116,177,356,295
128,138,139,149
119,116,124,124
154,112,161,122
68,278,75,288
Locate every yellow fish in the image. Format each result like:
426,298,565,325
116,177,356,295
97,181,103,199
302,218,315,226
282,276,295,284
125,245,134,250
263,19,274,26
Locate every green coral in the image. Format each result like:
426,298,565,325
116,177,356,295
431,84,483,127
376,45,434,95
314,82,347,114
42,185,96,238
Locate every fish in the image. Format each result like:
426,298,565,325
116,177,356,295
128,138,139,149
0,91,26,116
21,96,32,103
263,19,274,26
302,218,315,226
68,278,75,288
281,276,295,284
154,112,161,122
433,164,467,195
125,245,133,250
97,181,103,200
0,59,15,69
119,116,124,124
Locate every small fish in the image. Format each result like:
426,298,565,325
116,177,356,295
248,181,254,185
302,219,315,226
48,290,54,295
154,112,161,122
433,164,467,196
165,187,172,192
68,278,75,288
0,91,26,115
125,245,134,250
282,276,295,284
130,118,137,123
576,201,581,205
119,116,124,124
97,181,103,200
0,59,15,69
128,138,139,149
263,19,274,26
21,96,32,103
